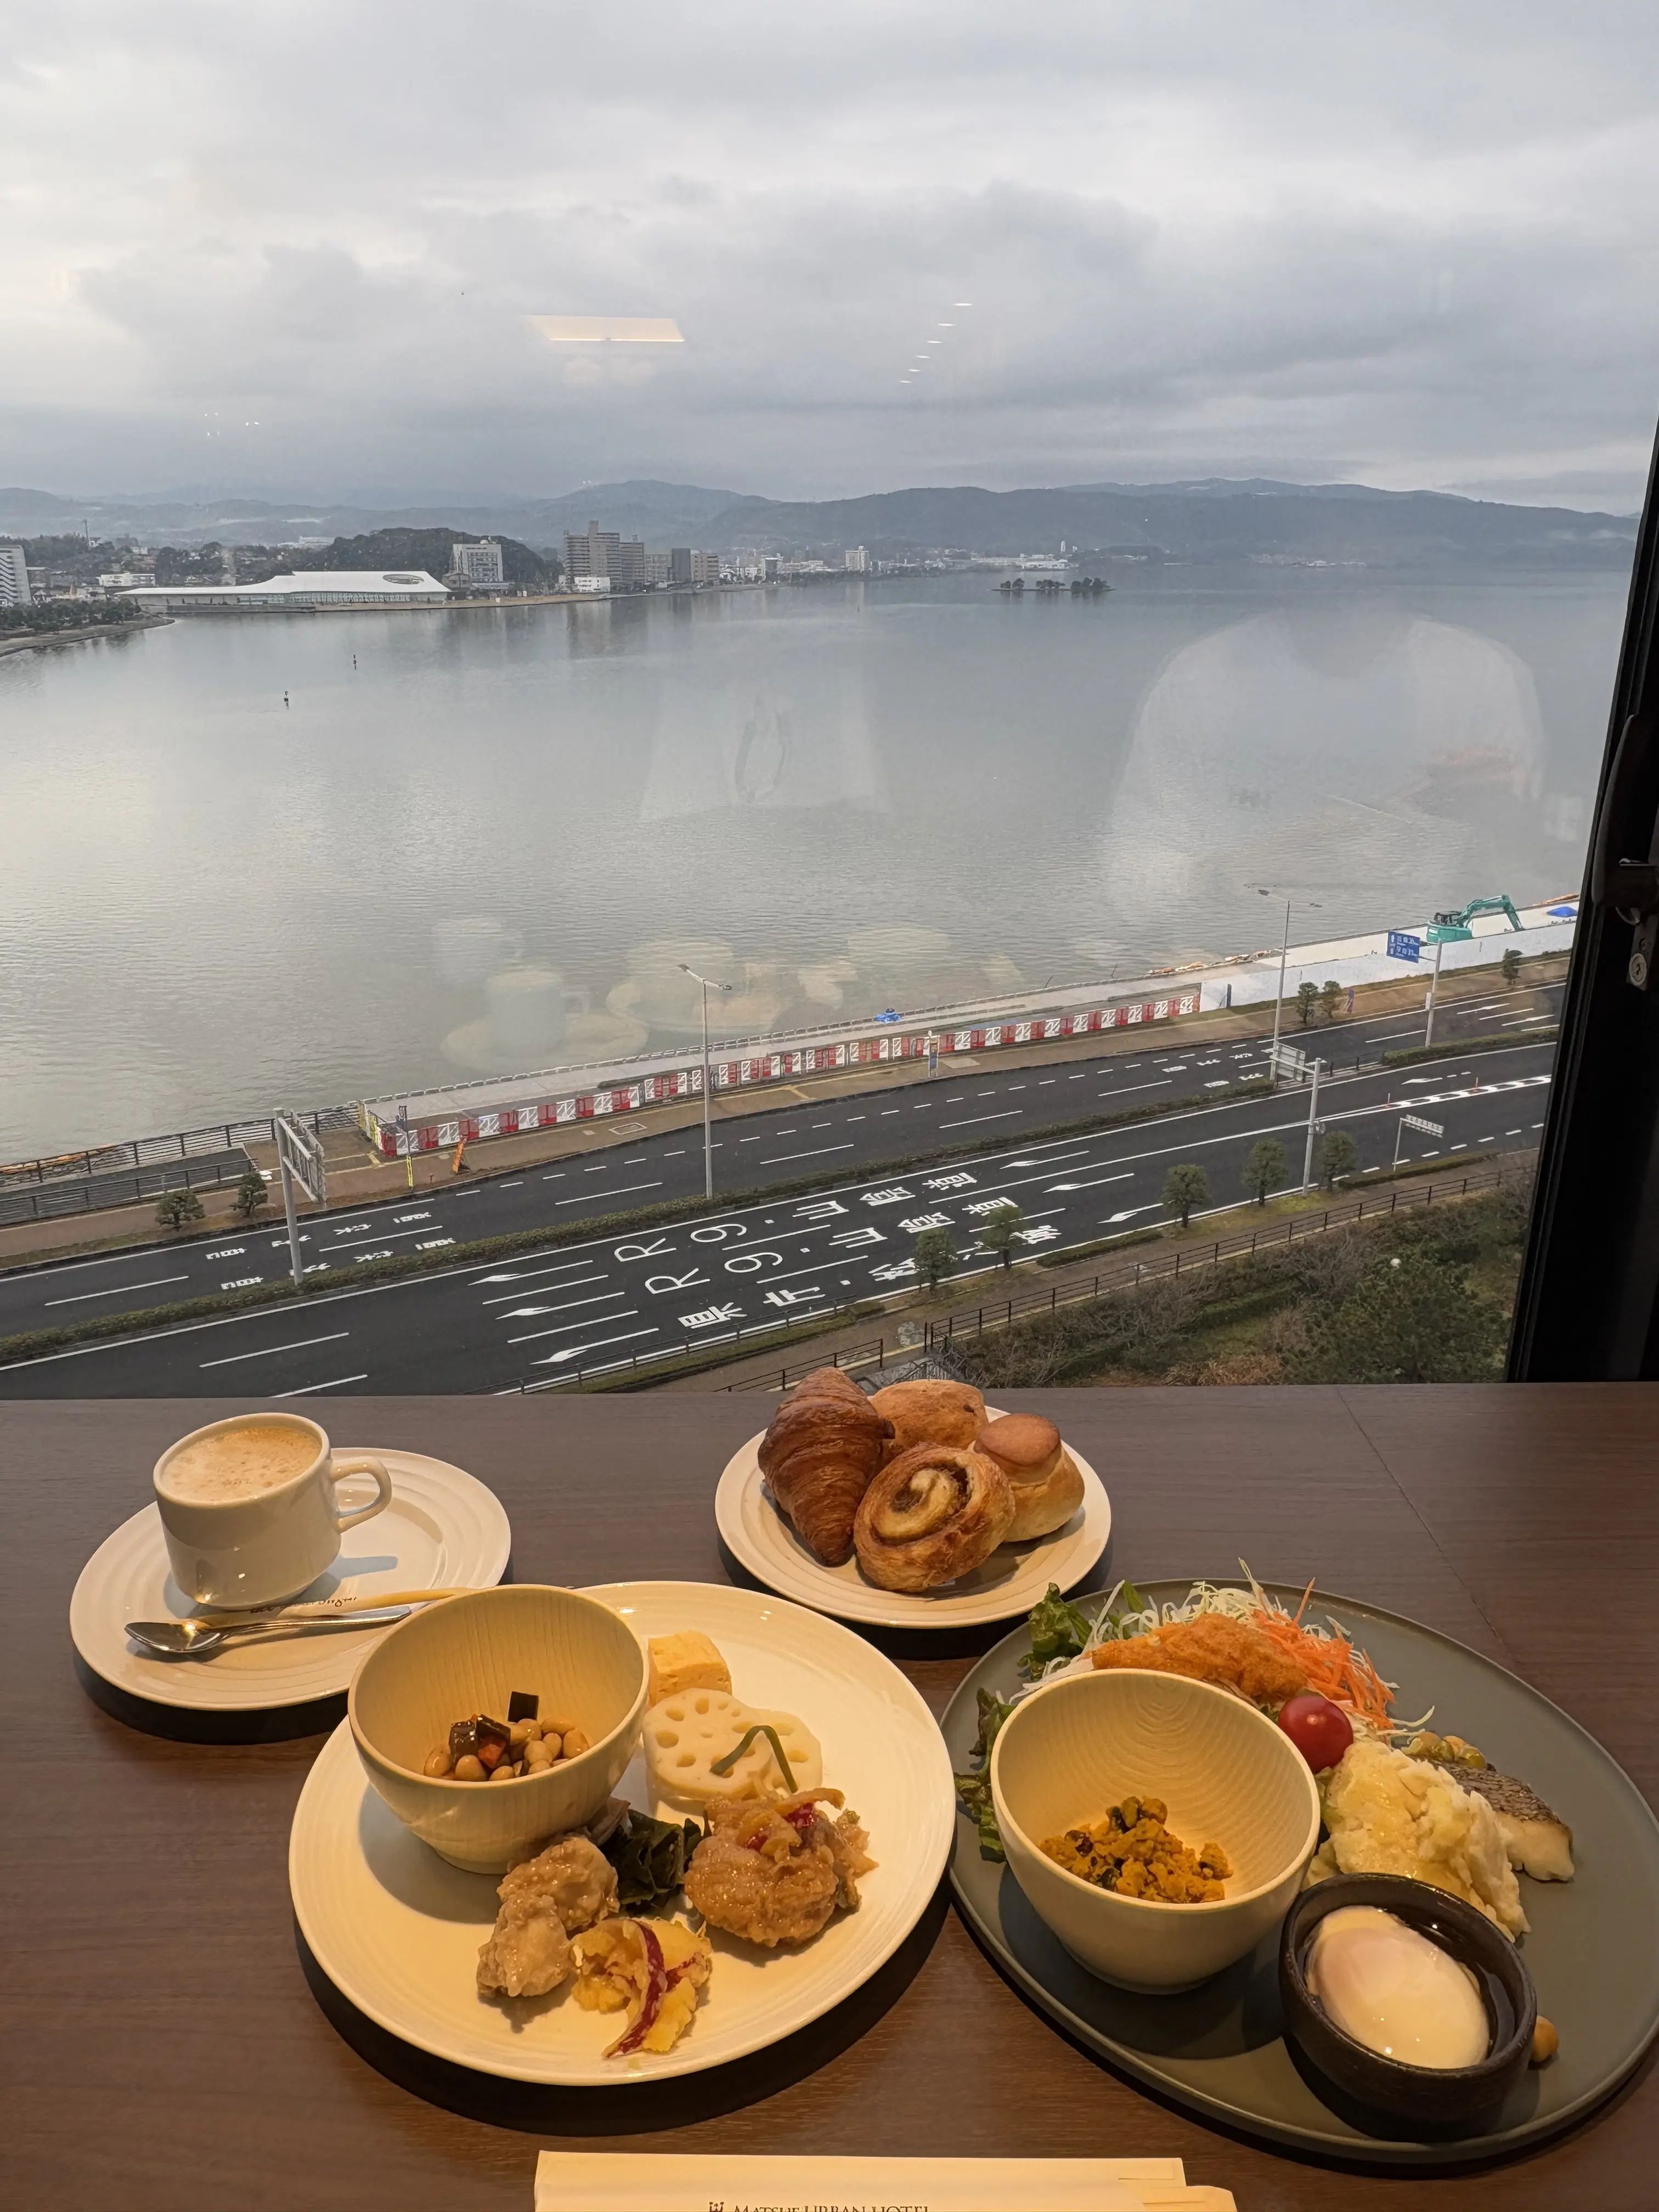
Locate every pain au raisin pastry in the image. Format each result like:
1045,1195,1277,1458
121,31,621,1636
852,1443,1014,1592
974,1414,1084,1541
868,1378,986,1458
758,1367,893,1566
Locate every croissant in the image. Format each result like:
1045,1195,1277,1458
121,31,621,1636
758,1368,893,1566
853,1443,1014,1592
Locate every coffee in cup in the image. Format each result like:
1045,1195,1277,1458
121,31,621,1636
154,1413,393,1609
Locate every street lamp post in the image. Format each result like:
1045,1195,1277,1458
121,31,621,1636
1254,889,1318,1085
1301,1057,1324,1191
680,963,733,1201
1423,935,1446,1049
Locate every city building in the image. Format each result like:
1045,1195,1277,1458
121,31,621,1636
449,539,504,589
0,544,31,605
843,545,870,572
571,574,612,595
563,519,650,590
643,550,673,586
564,520,620,583
119,571,452,613
670,548,722,585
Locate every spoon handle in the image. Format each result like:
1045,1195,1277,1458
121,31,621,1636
195,1586,478,1626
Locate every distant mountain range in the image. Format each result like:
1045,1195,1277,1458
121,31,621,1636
0,475,1639,571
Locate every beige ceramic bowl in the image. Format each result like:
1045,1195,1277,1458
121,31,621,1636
348,1584,647,1873
991,1667,1321,1993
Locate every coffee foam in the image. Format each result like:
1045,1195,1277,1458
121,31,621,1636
162,1421,319,1503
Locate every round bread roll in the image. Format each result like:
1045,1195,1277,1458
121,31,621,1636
853,1442,1014,1592
870,1378,987,1458
975,1414,1085,1541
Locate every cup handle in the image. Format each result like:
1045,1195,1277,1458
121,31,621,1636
330,1454,393,1530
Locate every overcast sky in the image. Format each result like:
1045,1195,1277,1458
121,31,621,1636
3,2,1657,507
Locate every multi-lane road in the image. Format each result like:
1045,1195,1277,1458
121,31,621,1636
0,1005,1555,1397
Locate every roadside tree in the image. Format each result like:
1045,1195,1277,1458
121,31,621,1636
1242,1138,1286,1207
1295,981,1318,1028
232,1167,269,1220
1321,979,1343,1023
978,1203,1027,1272
155,1188,205,1232
913,1226,956,1294
1163,1163,1209,1230
1501,947,1522,985
1316,1130,1357,1189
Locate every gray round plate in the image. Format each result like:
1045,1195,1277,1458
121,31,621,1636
944,1581,1659,2164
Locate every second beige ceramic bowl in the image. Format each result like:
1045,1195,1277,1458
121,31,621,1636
991,1667,1321,1993
349,1585,647,1873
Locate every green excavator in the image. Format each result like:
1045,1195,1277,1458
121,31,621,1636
1427,895,1525,941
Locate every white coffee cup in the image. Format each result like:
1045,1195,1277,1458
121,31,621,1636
153,1412,393,1609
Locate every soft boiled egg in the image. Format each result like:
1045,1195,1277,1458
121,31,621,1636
1306,1905,1490,2069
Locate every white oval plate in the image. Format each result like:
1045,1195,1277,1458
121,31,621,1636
714,1418,1111,1628
289,1579,955,2085
69,1449,511,1711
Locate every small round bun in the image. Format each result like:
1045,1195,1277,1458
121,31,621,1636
975,1415,1084,1542
975,1414,1062,1477
870,1379,986,1457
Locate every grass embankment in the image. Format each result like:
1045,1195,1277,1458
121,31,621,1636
0,1076,1275,1368
946,1165,1534,1390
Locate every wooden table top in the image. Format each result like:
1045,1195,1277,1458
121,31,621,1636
7,1387,1657,2210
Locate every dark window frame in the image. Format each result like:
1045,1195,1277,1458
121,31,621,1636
1510,417,1659,1378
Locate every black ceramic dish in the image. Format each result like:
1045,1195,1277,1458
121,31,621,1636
1279,1874,1538,2132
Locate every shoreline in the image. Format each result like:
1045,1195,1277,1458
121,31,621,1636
0,613,172,658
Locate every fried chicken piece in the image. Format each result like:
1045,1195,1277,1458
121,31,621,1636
476,1895,574,1997
1092,1614,1307,1706
477,1835,619,1999
498,1835,618,1935
684,1788,876,1947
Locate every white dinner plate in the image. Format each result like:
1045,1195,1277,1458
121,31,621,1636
69,1448,511,1712
289,1579,956,2085
714,1415,1111,1629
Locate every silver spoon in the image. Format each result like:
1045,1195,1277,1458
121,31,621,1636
126,1607,412,1657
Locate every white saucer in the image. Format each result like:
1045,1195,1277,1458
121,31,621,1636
69,1449,511,1712
715,1419,1111,1629
289,1580,955,2084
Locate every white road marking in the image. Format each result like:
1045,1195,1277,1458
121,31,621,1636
554,1181,662,1206
940,1110,1023,1129
275,1374,367,1396
509,1307,640,1345
200,1331,350,1368
495,1289,624,1321
1094,1079,1175,1101
761,1143,854,1165
538,1327,659,1365
45,1274,190,1307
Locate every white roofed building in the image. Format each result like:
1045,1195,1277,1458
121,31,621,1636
120,570,452,613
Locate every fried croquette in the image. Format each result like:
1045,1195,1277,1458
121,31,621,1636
1091,1613,1308,1706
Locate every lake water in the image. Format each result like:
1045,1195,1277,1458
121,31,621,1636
0,567,1628,1157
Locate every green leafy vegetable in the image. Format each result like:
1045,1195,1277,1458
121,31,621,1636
952,1687,1018,1860
601,1809,704,1912
1026,1582,1094,1669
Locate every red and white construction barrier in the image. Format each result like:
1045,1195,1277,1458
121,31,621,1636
359,993,1201,1159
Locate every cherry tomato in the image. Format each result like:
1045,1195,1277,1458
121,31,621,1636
1277,1690,1354,1773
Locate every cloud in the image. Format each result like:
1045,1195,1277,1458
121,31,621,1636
2,0,1656,504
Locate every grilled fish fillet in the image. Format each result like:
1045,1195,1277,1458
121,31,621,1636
1448,1767,1575,1882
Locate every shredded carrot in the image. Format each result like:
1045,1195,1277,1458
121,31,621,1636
1248,1605,1395,1729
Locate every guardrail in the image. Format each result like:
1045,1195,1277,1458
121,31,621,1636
519,1166,1506,1395
0,1106,356,1194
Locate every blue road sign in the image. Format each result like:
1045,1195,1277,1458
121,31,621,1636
1387,931,1421,963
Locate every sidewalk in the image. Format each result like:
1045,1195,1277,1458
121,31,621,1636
0,956,1563,1271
